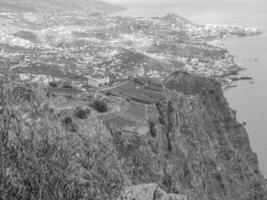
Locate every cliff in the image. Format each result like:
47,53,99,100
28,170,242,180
108,72,266,200
1,72,266,200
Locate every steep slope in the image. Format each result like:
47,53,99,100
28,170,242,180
2,71,266,199
110,72,266,200
0,0,125,14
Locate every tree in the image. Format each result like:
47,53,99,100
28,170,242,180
91,99,108,113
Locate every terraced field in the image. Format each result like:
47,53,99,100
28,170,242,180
123,101,147,122
104,78,165,105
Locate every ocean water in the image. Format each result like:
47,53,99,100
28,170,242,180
111,1,267,177
222,28,267,177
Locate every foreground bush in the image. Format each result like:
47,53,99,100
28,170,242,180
0,74,124,200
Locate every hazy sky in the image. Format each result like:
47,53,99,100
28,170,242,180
105,0,261,3
105,0,264,7
104,0,267,16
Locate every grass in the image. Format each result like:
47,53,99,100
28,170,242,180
13,31,38,43
104,116,136,129
124,101,146,122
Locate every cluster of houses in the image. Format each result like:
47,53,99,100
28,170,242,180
85,74,110,87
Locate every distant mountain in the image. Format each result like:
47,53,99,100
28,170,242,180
160,13,193,25
0,0,126,14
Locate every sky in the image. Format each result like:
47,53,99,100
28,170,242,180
105,0,265,8
105,0,261,3
104,0,266,18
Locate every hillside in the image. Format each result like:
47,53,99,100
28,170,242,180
0,0,125,14
0,12,259,90
1,71,266,200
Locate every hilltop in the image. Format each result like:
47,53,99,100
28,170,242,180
0,0,125,14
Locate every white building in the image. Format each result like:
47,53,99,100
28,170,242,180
86,74,110,87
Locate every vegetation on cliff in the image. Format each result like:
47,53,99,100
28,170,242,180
0,72,124,200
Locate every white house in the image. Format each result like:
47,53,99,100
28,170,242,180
86,74,110,87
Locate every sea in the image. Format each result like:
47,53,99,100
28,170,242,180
110,0,267,177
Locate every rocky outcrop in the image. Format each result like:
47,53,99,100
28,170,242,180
120,183,187,200
111,72,267,200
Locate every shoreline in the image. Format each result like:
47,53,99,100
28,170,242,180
220,28,267,178
222,83,237,91
210,33,261,91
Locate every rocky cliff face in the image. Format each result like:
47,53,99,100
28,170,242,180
111,72,266,200
120,183,187,200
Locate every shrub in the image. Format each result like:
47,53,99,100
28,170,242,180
63,116,73,125
75,108,90,119
149,120,157,138
49,81,58,88
48,107,55,114
66,122,79,133
91,99,108,113
62,83,73,89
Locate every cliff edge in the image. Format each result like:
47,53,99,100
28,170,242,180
109,72,266,200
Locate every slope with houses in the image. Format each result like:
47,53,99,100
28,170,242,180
0,12,260,91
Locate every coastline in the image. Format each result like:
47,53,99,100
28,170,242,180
209,33,261,91
222,83,237,91
221,28,267,177
111,8,261,88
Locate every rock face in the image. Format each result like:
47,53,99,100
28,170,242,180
120,183,187,200
112,72,267,200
